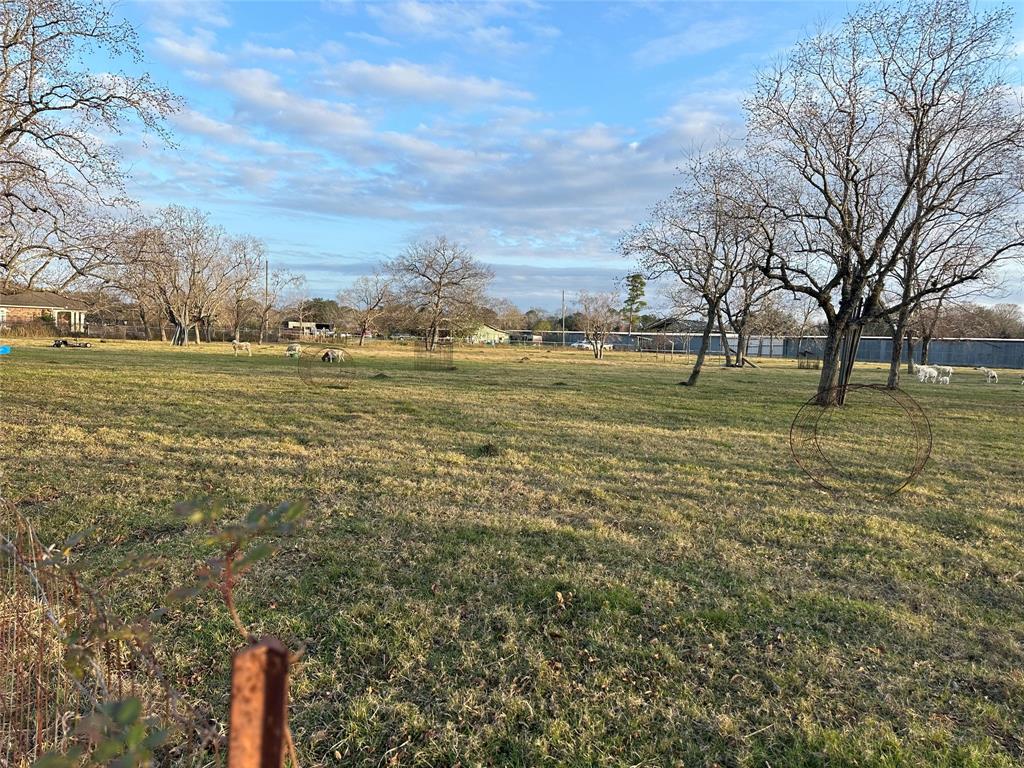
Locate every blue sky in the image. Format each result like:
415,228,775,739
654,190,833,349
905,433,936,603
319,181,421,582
115,0,1024,309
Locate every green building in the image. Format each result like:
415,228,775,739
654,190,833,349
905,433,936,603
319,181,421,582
467,324,510,345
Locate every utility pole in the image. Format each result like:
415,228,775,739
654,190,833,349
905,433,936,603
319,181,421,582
263,259,269,344
561,290,565,347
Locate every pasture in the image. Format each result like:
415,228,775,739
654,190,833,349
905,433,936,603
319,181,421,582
1,340,1023,766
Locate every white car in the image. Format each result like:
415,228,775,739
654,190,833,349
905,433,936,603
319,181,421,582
570,340,590,350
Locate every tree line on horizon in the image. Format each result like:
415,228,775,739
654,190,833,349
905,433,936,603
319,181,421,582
2,0,1023,385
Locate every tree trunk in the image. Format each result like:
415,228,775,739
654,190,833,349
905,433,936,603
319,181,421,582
814,323,845,405
171,322,187,346
716,310,733,366
686,301,719,386
886,333,905,388
905,331,915,374
886,306,912,388
735,329,747,367
920,334,932,365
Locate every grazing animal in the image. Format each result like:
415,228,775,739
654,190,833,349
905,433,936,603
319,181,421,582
285,343,302,358
231,339,251,357
935,365,953,378
917,365,938,383
976,366,998,383
1019,374,1024,386
938,375,950,385
321,348,346,362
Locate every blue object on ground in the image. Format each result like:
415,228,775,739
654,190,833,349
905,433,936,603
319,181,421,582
0,345,10,355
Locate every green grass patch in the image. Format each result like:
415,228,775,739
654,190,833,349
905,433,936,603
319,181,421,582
2,339,1023,766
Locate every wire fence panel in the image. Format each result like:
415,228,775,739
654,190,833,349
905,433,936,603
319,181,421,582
0,514,179,767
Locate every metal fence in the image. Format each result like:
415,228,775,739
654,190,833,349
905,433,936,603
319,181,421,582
511,331,1024,369
4,320,1023,368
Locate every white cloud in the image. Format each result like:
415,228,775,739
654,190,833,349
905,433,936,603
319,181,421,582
223,68,373,141
129,3,746,302
633,18,751,66
345,31,398,47
241,42,299,61
171,109,293,155
366,0,551,56
327,60,532,104
153,31,229,67
148,0,231,30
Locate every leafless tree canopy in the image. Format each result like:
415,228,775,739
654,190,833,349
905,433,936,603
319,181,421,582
0,0,179,290
622,147,770,384
576,291,619,359
386,236,493,349
109,207,257,345
743,0,1024,399
338,273,394,345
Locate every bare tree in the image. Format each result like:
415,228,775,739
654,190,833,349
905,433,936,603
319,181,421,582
338,273,393,345
720,265,779,366
116,207,243,346
386,236,493,350
486,297,525,330
0,0,179,288
255,267,303,345
108,221,166,339
576,291,619,359
622,148,762,386
747,293,801,357
746,0,1024,403
931,301,1024,339
224,236,265,340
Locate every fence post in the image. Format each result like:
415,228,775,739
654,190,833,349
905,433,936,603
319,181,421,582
228,638,289,768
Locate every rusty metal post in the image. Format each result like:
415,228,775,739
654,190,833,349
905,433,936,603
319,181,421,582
228,638,289,768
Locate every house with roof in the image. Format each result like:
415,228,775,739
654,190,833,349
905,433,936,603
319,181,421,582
467,324,510,344
0,291,89,332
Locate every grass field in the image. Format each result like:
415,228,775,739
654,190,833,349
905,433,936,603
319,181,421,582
2,339,1023,767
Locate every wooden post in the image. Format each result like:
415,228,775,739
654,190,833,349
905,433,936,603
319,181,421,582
228,638,289,768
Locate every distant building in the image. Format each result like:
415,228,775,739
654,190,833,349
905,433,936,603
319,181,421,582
283,321,334,337
0,291,88,332
467,324,510,344
510,331,544,345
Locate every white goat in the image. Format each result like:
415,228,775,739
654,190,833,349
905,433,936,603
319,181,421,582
285,343,302,358
938,375,950,385
231,339,251,357
935,365,953,378
976,366,998,383
917,365,938,383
